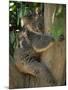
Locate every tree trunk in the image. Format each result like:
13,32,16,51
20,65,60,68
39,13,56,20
44,4,56,34
42,4,66,85
41,40,66,85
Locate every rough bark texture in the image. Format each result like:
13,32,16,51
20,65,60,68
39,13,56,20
41,40,66,85
42,4,66,86
44,4,56,34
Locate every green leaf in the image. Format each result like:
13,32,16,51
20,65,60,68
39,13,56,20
10,31,15,44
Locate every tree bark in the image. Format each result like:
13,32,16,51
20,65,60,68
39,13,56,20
41,40,66,85
42,4,66,85
44,4,56,34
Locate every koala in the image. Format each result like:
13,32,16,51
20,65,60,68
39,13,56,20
14,15,57,87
